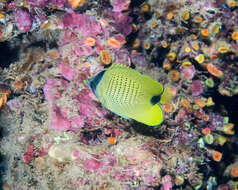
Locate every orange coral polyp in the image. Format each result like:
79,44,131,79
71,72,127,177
183,11,190,21
202,127,211,135
180,98,192,111
168,70,180,81
68,0,84,8
167,12,174,20
212,151,222,162
100,50,111,65
108,137,116,145
230,168,238,178
195,98,206,108
227,0,237,7
163,103,174,113
107,38,121,49
162,42,168,48
232,31,238,40
201,29,209,37
206,63,223,78
144,42,151,50
84,37,96,47
163,62,171,70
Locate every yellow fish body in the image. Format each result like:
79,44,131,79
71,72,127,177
85,64,164,126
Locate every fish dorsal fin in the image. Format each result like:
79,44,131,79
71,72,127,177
107,63,129,71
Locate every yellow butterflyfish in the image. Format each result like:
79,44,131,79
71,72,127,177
84,64,164,126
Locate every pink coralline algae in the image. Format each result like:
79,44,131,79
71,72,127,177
175,108,191,123
50,104,71,131
43,78,69,101
15,8,32,33
22,144,35,163
50,97,85,130
114,48,131,66
26,0,48,7
180,65,195,80
161,175,173,190
191,80,203,96
63,11,102,37
83,158,104,171
111,11,132,36
22,144,48,163
50,104,84,131
58,61,78,81
49,0,68,7
24,0,68,8
112,0,130,12
72,40,93,56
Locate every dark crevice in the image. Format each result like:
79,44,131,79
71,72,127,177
0,41,19,69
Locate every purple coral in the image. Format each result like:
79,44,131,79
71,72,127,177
180,65,195,80
15,8,32,33
112,0,130,12
191,80,203,96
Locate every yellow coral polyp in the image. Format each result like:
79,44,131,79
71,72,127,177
160,85,177,104
168,70,180,82
222,123,235,135
131,24,138,32
191,34,197,40
182,11,190,21
216,134,227,146
212,24,220,34
185,47,191,53
152,21,157,28
180,98,192,112
141,4,150,12
206,97,215,106
194,16,203,23
167,52,176,62
144,42,151,50
0,13,4,19
195,54,205,64
218,46,229,54
133,39,140,48
192,42,199,50
182,61,192,68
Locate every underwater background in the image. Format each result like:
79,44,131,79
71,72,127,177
0,0,238,189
